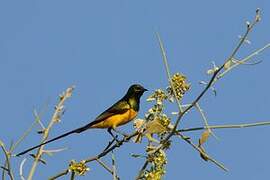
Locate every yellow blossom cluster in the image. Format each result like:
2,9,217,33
168,73,190,100
147,89,167,105
143,150,167,180
68,160,90,176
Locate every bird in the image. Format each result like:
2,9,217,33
16,84,147,156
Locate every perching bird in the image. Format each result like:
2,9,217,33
16,84,147,156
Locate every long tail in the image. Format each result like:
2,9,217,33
16,124,91,156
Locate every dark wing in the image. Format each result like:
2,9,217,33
89,99,130,126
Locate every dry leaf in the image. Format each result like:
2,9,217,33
198,130,210,161
133,118,167,143
199,129,210,147
145,118,168,134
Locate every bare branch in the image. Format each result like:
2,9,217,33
195,103,219,140
156,32,183,113
27,86,75,180
135,161,149,180
0,141,15,180
49,131,139,179
217,43,270,80
135,10,262,177
96,159,113,175
70,172,75,180
160,7,260,149
48,170,69,180
175,132,228,171
111,152,119,180
178,121,270,132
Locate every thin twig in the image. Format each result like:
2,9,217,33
178,121,270,132
11,107,48,154
85,131,139,163
70,172,75,180
1,163,5,180
49,131,139,179
27,86,75,180
103,138,116,152
217,43,270,80
195,103,219,140
175,132,228,171
0,142,15,180
48,170,69,180
0,108,48,180
0,166,9,172
156,32,183,114
11,119,38,153
1,113,42,180
33,109,45,130
195,103,210,128
1,114,42,180
135,160,149,180
111,152,119,180
96,159,113,175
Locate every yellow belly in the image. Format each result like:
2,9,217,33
91,109,137,129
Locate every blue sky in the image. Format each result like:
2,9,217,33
0,0,270,179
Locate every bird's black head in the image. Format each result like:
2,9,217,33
125,84,148,98
124,84,147,111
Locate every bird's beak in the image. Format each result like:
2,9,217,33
143,88,148,92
